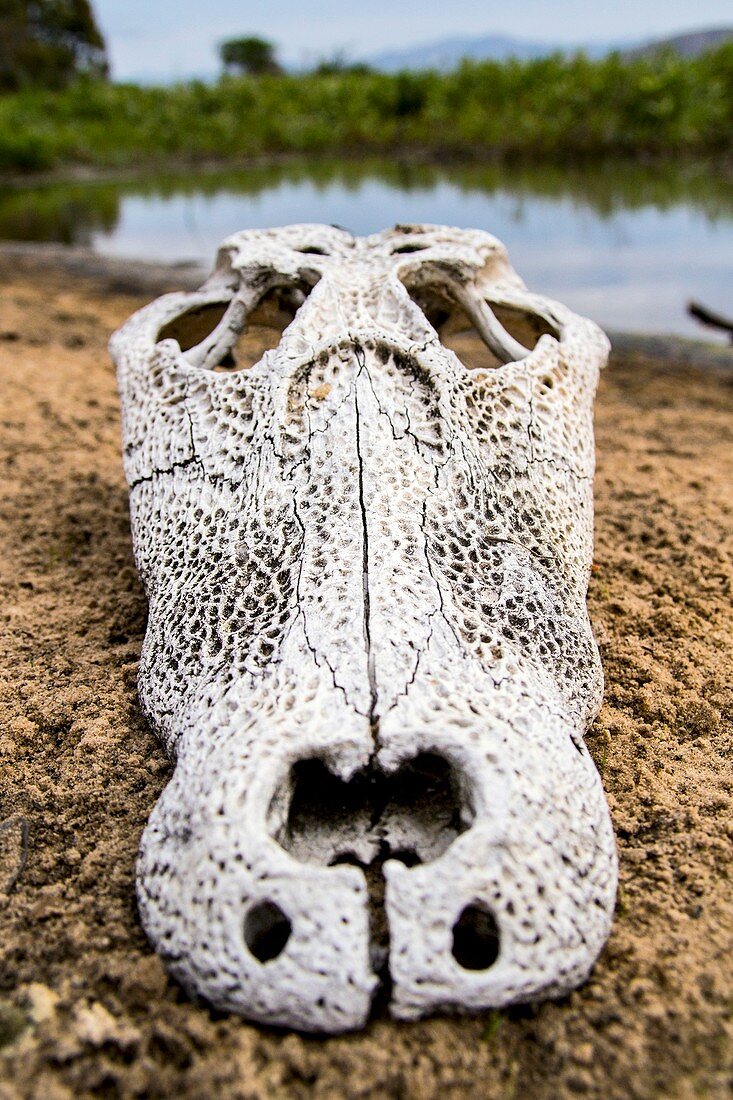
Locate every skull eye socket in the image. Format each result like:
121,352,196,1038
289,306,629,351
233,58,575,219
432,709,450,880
402,282,559,369
157,279,318,371
424,294,504,372
491,302,559,349
158,301,228,352
213,284,310,373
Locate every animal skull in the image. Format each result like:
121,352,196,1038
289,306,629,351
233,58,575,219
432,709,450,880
110,224,617,1033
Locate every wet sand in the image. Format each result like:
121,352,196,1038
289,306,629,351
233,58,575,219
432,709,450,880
0,250,731,1099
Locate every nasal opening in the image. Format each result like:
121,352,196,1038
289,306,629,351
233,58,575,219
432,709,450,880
243,900,292,963
266,751,479,1007
452,903,500,970
275,751,470,868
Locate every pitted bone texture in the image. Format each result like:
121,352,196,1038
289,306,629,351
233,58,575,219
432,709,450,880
110,224,617,1033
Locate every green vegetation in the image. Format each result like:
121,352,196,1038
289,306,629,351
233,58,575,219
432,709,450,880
1,46,732,172
0,0,108,92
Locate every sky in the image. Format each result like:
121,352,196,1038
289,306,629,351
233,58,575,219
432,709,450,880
93,0,733,82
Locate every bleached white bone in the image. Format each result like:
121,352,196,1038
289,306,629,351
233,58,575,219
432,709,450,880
110,224,617,1033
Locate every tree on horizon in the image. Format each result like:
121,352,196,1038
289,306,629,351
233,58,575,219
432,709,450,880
219,36,282,77
0,0,109,91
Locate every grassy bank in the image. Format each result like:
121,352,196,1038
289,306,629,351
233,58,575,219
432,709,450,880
1,46,732,172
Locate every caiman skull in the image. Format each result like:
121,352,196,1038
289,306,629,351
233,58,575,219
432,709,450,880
110,224,616,1033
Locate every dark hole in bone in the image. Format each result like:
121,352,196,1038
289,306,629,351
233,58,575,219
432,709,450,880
278,752,469,868
387,848,423,867
392,243,429,254
451,903,500,970
157,281,316,371
403,283,559,370
296,246,328,255
243,900,292,963
272,752,471,1008
328,851,363,867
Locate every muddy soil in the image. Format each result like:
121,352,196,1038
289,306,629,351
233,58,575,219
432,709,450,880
0,254,731,1099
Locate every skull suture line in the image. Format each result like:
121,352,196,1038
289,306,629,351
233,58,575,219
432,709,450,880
110,224,617,1033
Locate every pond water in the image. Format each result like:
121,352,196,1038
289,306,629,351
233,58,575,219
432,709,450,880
3,159,732,339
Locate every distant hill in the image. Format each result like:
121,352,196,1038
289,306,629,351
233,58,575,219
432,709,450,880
623,26,733,59
365,27,733,72
367,34,611,72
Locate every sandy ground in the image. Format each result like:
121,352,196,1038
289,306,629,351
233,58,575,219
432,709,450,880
0,253,731,1099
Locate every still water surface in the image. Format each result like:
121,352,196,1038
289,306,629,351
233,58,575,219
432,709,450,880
3,159,732,338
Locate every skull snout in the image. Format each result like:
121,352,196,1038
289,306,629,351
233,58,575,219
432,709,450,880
135,740,379,1033
386,771,617,1021
136,709,615,1032
136,740,476,1031
378,693,617,1020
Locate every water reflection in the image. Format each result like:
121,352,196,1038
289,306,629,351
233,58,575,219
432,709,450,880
0,182,118,245
3,158,732,337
